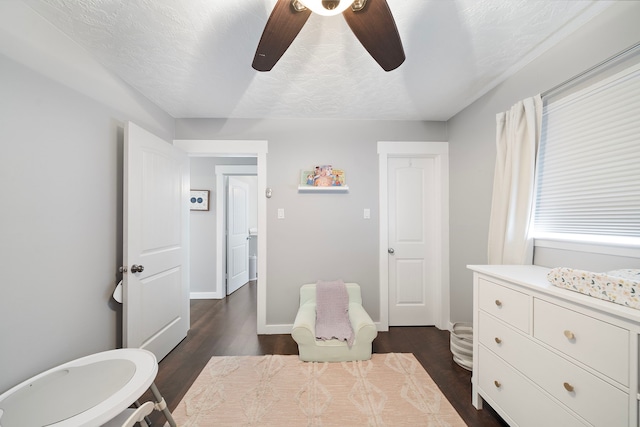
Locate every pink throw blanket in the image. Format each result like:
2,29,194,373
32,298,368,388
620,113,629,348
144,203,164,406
315,280,355,347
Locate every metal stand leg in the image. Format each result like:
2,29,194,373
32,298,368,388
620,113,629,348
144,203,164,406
149,382,177,427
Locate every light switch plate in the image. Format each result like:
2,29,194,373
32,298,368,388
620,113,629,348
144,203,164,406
277,208,285,219
364,208,371,219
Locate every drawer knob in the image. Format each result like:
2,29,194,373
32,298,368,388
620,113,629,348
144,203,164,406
563,382,574,392
494,380,501,388
495,300,502,307
563,330,575,340
494,337,502,344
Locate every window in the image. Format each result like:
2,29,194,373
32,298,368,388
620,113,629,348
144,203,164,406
533,58,640,247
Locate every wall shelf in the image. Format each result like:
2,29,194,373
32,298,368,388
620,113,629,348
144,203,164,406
297,185,349,193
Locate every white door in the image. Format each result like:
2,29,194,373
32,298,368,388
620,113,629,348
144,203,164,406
123,122,189,361
226,176,249,295
388,157,436,326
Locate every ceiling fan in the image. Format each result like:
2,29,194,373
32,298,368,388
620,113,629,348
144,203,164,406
252,0,405,72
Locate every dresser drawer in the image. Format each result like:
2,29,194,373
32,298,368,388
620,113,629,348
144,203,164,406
478,346,588,427
480,310,628,427
478,278,529,332
533,298,629,386
479,311,533,368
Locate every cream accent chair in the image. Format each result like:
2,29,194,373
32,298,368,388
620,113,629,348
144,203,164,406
292,283,378,362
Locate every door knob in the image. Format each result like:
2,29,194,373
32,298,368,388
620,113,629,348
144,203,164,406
131,264,144,273
388,248,395,254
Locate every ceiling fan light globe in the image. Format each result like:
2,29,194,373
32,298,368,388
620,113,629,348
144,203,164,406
322,0,338,10
298,0,353,16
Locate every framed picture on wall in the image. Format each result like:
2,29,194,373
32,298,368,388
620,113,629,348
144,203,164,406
190,190,210,211
299,165,346,187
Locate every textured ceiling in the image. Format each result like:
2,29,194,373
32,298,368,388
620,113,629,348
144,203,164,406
24,0,612,121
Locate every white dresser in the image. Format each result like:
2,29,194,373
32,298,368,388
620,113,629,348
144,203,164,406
469,265,640,427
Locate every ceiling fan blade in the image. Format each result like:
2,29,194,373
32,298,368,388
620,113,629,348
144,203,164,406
252,0,312,71
342,0,405,71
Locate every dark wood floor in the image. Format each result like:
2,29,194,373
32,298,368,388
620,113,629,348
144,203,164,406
143,281,507,426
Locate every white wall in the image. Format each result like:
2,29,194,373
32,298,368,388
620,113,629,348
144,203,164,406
189,158,218,295
0,5,175,392
175,118,448,325
447,1,640,322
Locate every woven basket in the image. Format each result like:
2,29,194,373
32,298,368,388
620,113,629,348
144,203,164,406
450,322,473,371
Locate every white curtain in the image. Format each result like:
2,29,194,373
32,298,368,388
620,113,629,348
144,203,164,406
487,95,542,265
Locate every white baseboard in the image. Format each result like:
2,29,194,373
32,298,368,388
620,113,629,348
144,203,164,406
190,292,222,300
260,324,293,335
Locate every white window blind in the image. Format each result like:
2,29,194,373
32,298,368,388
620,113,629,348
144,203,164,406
533,62,640,246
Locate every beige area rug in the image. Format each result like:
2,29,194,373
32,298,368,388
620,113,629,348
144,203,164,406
170,353,466,426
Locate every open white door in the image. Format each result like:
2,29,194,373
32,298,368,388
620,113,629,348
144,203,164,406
226,176,249,295
123,122,189,361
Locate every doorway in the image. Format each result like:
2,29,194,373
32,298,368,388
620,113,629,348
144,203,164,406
173,139,269,334
378,141,450,330
216,168,258,295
